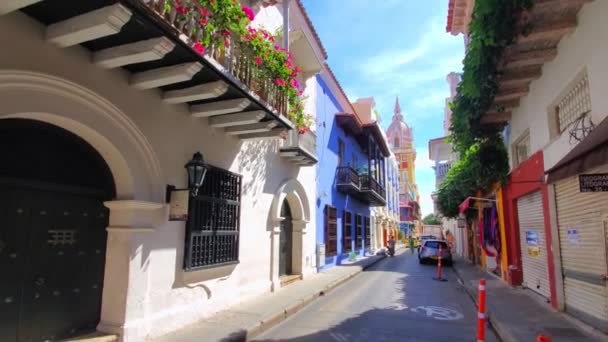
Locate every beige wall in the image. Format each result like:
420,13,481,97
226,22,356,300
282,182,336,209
0,11,317,341
508,1,608,171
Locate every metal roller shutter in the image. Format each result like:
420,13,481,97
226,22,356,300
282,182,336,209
517,191,551,298
555,164,608,330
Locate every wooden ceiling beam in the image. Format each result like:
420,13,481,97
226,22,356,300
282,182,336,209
481,111,512,125
503,47,558,69
493,98,520,110
495,84,529,102
517,17,577,44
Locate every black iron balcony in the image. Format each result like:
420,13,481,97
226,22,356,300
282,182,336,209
280,130,317,166
336,166,360,194
360,174,386,206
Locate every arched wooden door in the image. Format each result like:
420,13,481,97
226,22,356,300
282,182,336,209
0,119,115,341
278,200,293,276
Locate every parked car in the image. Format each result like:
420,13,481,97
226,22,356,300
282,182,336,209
418,239,452,266
417,235,438,253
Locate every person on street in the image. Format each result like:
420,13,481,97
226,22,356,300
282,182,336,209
409,235,415,254
388,235,396,256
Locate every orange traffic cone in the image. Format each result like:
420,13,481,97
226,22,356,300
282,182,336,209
537,335,551,342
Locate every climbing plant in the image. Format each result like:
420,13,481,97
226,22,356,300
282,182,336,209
437,0,533,218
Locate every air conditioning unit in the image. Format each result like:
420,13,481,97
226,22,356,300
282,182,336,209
316,243,326,268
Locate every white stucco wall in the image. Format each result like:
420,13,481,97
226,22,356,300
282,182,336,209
508,1,608,171
0,10,317,342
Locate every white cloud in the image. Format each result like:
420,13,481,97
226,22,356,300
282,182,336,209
413,91,448,110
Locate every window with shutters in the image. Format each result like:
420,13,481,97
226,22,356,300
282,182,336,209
555,72,591,133
342,210,352,252
184,166,242,271
512,130,530,167
364,216,371,249
355,214,363,249
324,205,337,256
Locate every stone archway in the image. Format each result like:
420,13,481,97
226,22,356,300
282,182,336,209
269,179,310,291
0,70,165,337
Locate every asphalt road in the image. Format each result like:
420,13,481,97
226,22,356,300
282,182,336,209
254,249,499,342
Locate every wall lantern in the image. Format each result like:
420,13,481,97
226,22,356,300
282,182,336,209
166,152,210,221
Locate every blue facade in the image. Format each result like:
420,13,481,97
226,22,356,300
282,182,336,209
315,75,371,271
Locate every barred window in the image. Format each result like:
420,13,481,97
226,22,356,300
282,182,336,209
364,216,371,249
342,210,352,253
513,130,530,167
355,214,363,249
324,205,337,256
556,73,591,133
184,166,242,271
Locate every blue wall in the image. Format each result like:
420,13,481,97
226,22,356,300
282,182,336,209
315,75,371,271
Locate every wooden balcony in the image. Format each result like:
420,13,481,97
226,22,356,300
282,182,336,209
336,167,386,206
336,166,360,194
280,130,317,166
359,174,386,206
8,0,297,140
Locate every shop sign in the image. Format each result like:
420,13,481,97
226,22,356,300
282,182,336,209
567,228,580,245
525,231,539,246
526,230,540,257
579,173,608,192
527,246,540,257
168,189,189,221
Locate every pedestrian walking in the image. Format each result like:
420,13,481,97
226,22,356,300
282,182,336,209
409,235,415,254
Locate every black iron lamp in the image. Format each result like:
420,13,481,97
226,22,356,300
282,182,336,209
166,151,210,204
185,151,208,196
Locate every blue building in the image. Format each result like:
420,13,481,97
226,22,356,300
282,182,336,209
315,67,391,271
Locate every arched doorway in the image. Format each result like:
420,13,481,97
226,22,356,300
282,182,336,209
278,200,293,277
0,119,115,341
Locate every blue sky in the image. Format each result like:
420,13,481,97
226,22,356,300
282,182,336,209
301,0,465,216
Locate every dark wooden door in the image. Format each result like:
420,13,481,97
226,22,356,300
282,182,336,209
279,200,293,276
0,182,108,341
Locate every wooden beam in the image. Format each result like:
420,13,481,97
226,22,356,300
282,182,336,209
224,121,277,135
481,112,512,124
46,4,132,47
517,17,577,44
503,48,558,69
130,62,202,89
0,0,42,15
494,98,520,110
190,98,251,117
208,110,266,128
93,37,175,69
279,151,299,157
238,128,285,140
495,84,529,102
498,65,542,87
163,81,228,104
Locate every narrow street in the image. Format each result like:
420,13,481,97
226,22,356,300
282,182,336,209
254,250,499,342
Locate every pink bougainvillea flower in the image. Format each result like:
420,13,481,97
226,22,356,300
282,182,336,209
255,57,263,65
243,34,251,41
275,78,286,86
193,42,205,54
242,6,255,21
176,6,189,14
285,60,292,68
199,18,208,25
291,78,300,89
248,27,257,34
298,128,306,134
269,36,275,42
198,8,210,17
222,30,231,37
274,45,281,50
297,89,304,96
224,40,230,47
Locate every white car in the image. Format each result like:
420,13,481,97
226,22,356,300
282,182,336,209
418,239,453,266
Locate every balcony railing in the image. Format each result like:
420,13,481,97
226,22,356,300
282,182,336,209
336,166,360,194
360,175,386,205
280,130,317,165
144,0,289,116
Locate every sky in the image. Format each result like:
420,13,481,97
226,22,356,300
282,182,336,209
301,0,465,216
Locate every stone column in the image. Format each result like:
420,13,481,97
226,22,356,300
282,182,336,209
269,219,282,292
97,200,165,340
291,220,308,278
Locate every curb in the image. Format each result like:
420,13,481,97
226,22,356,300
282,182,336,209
246,255,387,339
451,263,513,342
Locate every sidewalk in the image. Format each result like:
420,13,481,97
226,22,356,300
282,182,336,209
150,253,388,342
452,256,604,342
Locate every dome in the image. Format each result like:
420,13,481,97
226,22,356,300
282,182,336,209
386,96,413,150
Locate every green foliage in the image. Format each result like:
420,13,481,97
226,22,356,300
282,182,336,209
422,214,442,225
438,0,533,218
437,134,509,218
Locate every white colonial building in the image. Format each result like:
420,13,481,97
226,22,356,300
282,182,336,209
0,0,325,341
